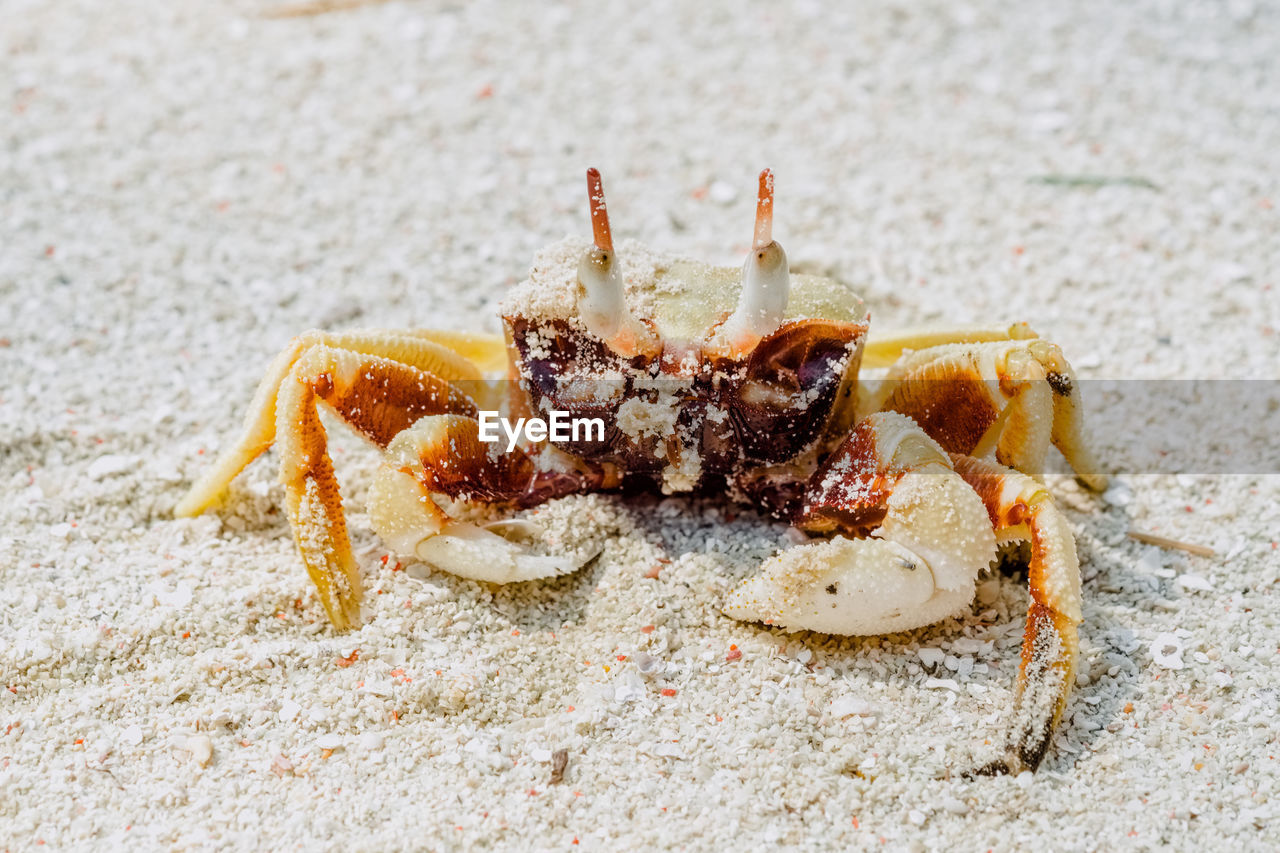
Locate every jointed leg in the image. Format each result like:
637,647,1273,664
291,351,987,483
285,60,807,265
272,349,480,628
951,454,1082,774
861,322,1037,368
866,341,1054,475
400,329,510,377
176,330,486,629
1022,340,1108,491
865,335,1107,491
175,330,486,518
275,365,363,628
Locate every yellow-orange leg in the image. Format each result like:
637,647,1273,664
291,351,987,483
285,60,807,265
176,330,494,628
865,333,1107,491
861,322,1038,368
951,454,1083,774
275,348,480,627
175,330,496,518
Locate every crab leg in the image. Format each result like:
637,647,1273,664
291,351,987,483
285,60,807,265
712,169,792,358
274,360,363,629
861,323,1038,368
1023,340,1109,492
869,341,1051,476
275,348,480,628
724,413,996,636
177,335,483,628
401,329,510,377
950,454,1082,774
175,330,486,518
575,168,661,358
867,339,1107,491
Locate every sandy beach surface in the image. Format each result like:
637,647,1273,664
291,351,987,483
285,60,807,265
3,0,1278,849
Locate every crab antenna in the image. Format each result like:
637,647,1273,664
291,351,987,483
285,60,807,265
577,168,660,358
587,167,613,253
713,170,790,357
753,168,774,248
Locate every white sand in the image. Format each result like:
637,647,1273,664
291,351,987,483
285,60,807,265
3,0,1279,849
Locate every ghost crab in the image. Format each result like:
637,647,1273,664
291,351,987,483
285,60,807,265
176,169,1106,774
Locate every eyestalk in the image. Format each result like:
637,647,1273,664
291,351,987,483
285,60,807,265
576,168,661,358
712,169,791,357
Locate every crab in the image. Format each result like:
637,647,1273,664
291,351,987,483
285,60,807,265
176,168,1107,774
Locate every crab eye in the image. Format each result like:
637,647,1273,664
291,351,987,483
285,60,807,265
585,245,611,270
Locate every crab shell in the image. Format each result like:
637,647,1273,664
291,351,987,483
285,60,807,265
501,237,870,493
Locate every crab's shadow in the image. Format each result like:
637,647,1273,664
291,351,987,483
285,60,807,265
482,550,615,635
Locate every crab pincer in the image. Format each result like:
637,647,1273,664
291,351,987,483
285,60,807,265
724,412,996,635
368,415,618,584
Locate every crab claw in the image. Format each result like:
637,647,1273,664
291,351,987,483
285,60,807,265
413,517,594,584
576,168,661,358
724,412,996,634
368,415,608,583
711,169,792,358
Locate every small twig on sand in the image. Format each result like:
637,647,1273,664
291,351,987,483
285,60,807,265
263,0,395,19
549,749,569,785
1030,175,1160,191
1127,529,1216,558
